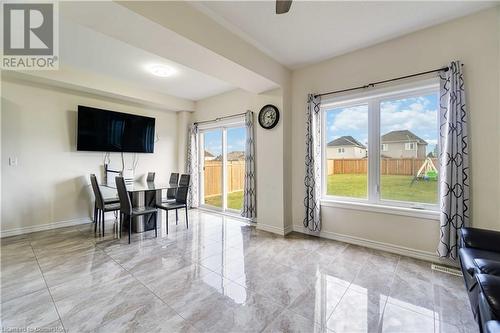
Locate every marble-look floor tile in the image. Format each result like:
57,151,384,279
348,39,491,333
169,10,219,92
48,264,130,302
1,260,47,303
287,272,349,324
41,252,125,288
0,234,31,246
1,289,61,331
396,256,433,283
56,275,160,332
320,255,364,283
127,251,195,284
199,254,249,281
435,320,478,333
388,274,434,316
263,309,330,333
327,285,387,333
381,302,435,333
208,282,284,332
147,264,227,315
351,258,397,296
433,283,477,333
94,297,196,333
235,261,315,307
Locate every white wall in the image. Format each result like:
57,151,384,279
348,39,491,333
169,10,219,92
291,8,500,257
1,79,179,235
193,89,287,234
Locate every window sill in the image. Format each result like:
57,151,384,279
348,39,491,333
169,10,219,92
320,199,440,220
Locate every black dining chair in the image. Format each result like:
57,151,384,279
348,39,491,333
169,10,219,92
165,173,179,202
115,176,158,244
90,174,120,236
179,174,191,187
147,172,155,182
169,173,179,185
157,175,190,234
91,176,119,224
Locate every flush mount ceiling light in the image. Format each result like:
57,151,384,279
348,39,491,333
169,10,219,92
147,64,176,77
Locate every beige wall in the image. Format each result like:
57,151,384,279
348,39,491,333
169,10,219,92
1,79,179,235
291,8,500,255
176,111,192,172
193,89,287,234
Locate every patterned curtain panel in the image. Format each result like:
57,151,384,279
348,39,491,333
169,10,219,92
304,94,322,232
186,124,199,208
437,61,470,260
241,111,256,219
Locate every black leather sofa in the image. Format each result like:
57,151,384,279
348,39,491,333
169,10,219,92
459,228,500,332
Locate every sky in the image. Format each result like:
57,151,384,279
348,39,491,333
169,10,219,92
203,127,246,157
326,93,439,154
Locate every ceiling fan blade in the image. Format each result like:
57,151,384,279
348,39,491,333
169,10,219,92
276,0,292,14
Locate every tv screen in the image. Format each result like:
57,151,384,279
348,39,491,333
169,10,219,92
77,106,155,153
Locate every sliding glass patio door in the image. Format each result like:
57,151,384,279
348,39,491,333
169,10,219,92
199,123,246,214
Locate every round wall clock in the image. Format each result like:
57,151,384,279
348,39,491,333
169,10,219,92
258,104,280,129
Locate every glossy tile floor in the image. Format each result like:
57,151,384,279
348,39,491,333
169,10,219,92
1,210,476,333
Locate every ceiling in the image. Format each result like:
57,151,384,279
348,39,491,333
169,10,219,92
59,16,235,101
195,1,497,69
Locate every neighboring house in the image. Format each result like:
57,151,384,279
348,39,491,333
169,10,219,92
214,151,245,161
381,130,427,159
204,151,216,161
327,136,367,159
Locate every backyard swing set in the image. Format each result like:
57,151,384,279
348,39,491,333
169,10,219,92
411,157,438,185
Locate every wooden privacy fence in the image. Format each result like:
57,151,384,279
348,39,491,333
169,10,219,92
328,158,439,176
204,160,245,196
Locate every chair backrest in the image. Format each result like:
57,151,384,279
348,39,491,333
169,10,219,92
166,187,176,200
115,176,132,215
90,174,104,209
179,174,190,186
169,173,179,185
175,185,189,204
147,172,155,182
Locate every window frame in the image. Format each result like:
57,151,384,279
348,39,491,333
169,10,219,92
321,78,440,211
197,116,246,215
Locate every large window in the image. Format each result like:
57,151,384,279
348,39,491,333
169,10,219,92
322,80,439,209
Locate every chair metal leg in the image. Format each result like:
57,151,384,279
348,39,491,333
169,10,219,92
119,213,123,238
176,209,178,225
154,212,158,238
128,215,131,244
166,210,169,234
94,208,99,232
101,210,105,237
94,203,97,223
185,207,188,229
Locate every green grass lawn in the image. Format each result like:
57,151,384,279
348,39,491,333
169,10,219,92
204,191,244,210
204,175,436,208
327,174,437,204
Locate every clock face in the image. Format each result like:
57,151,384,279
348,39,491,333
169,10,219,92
258,105,280,129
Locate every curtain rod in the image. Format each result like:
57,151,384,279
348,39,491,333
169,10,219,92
314,65,458,99
194,111,249,125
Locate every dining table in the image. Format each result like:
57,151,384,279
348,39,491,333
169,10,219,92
99,180,187,233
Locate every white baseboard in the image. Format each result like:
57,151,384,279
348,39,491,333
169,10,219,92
1,217,92,238
293,224,441,264
257,223,288,236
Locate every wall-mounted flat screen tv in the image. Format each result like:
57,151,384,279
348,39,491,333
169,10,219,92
77,106,155,153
